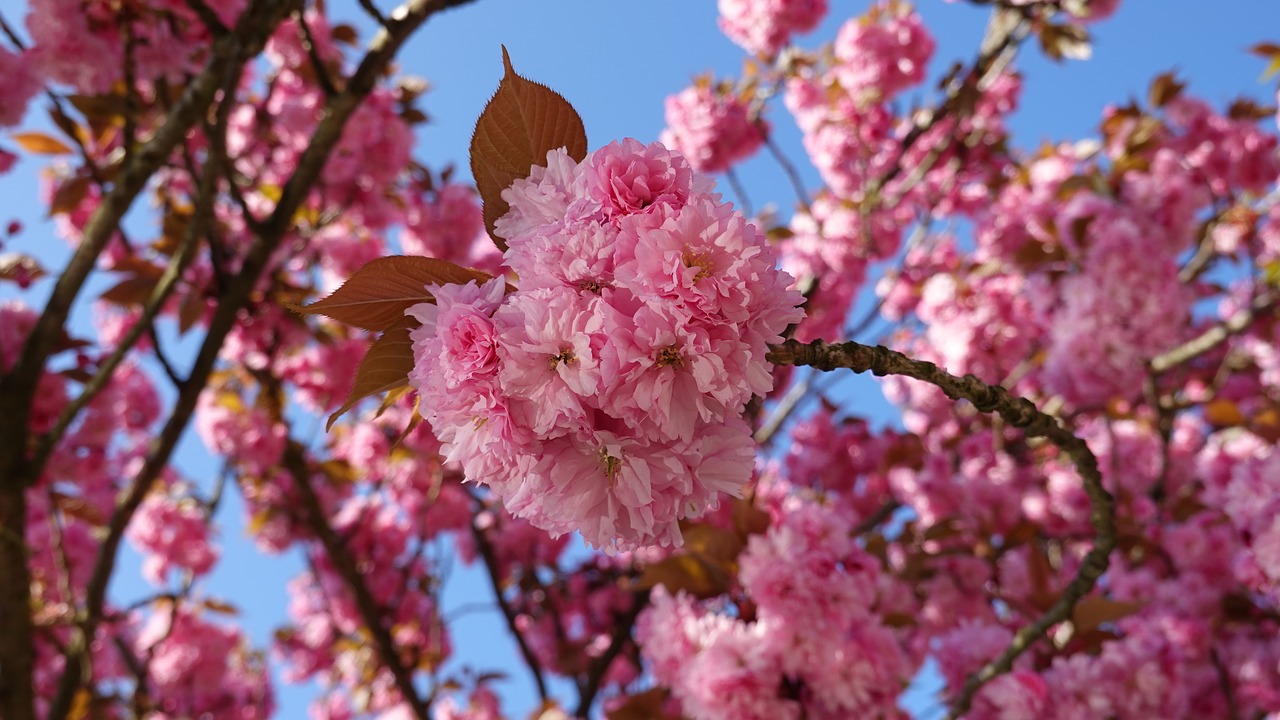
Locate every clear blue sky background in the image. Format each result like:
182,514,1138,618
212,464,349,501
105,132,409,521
3,1,1280,717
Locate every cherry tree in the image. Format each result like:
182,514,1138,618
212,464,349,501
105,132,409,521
1,1,1279,719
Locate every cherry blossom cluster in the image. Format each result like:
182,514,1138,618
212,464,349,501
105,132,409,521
407,139,804,551
23,0,239,95
135,609,274,720
0,44,39,128
661,82,767,174
637,491,910,720
777,0,1024,340
717,0,828,57
831,0,935,104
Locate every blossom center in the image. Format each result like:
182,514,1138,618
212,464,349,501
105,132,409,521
598,448,623,482
578,278,605,294
682,247,715,282
655,345,684,368
548,346,578,370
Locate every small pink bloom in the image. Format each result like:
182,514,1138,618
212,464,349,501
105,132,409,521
718,0,828,57
661,84,767,174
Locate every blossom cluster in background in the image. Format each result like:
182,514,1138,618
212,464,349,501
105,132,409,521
661,82,768,174
717,0,828,57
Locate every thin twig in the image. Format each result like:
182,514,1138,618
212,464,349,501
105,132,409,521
284,441,432,720
1211,647,1243,720
764,134,810,213
359,0,390,26
574,593,645,718
754,370,812,445
296,10,339,97
468,504,550,703
852,500,902,537
1149,293,1277,373
725,167,753,219
147,320,186,386
45,492,90,688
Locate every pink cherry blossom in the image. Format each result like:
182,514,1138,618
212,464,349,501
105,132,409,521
833,2,935,102
128,493,220,584
661,83,767,174
495,287,606,436
409,140,800,551
717,0,828,57
0,45,40,127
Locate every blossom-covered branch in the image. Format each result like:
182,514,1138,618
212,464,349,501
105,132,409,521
767,337,1117,717
468,498,551,703
283,441,433,720
1150,292,1278,373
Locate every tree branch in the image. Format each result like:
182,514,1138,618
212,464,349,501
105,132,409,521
1211,647,1243,720
753,370,812,445
0,0,292,490
725,167,753,219
183,0,230,35
296,9,339,97
358,0,390,26
283,441,432,720
766,338,1115,717
468,505,550,703
1149,292,1277,374
574,593,644,718
763,133,809,213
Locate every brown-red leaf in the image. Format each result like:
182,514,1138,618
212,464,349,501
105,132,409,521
292,255,492,333
327,317,417,430
633,553,732,600
11,131,74,155
606,688,675,720
100,275,159,308
470,46,587,251
1071,596,1146,633
51,491,105,526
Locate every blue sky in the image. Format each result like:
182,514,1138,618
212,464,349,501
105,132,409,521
4,0,1280,717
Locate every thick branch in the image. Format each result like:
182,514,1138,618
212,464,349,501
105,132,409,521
283,442,431,720
0,489,33,720
767,339,1115,717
